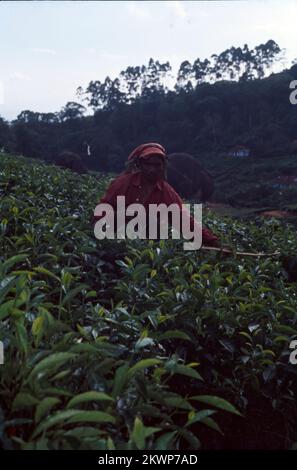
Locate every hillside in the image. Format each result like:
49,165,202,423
207,153,297,215
1,63,297,176
1,154,297,450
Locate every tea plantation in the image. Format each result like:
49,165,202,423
1,154,297,450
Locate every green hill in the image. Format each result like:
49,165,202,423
208,153,297,212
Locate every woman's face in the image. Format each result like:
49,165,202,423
139,155,165,183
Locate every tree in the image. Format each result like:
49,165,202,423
140,58,172,98
119,65,143,103
238,40,282,81
16,110,41,123
13,122,39,158
59,102,86,121
56,150,87,174
0,116,11,151
193,58,211,84
175,61,194,92
84,77,126,110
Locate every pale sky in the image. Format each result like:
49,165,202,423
0,0,296,121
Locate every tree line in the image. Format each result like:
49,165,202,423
0,39,296,173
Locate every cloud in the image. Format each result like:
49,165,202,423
0,81,4,105
85,49,128,59
167,1,187,19
30,48,57,55
99,52,128,61
85,48,97,55
126,1,151,20
10,72,31,81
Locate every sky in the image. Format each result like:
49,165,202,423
0,0,296,121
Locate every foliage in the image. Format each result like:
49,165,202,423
211,154,297,210
1,40,295,176
1,155,297,449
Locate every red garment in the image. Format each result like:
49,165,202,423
94,171,219,247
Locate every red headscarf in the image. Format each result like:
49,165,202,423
128,143,166,161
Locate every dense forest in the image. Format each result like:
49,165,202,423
1,39,297,174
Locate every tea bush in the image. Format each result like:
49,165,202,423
0,154,297,450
